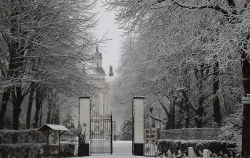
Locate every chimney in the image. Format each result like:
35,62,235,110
109,65,114,77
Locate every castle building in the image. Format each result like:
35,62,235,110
88,46,113,115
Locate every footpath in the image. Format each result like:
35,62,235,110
79,141,144,158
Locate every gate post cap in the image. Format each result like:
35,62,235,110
79,96,90,99
133,96,145,99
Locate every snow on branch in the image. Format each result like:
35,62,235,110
150,115,167,125
154,0,230,16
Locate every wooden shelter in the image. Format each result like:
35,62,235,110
39,124,69,157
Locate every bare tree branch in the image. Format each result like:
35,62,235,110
150,115,166,125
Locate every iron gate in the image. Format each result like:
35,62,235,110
90,112,113,154
144,128,158,157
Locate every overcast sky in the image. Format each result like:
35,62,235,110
94,1,122,77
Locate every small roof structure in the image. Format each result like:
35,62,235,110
94,67,105,74
38,124,69,132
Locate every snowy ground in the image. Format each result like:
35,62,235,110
75,141,144,158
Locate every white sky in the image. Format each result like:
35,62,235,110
94,1,122,76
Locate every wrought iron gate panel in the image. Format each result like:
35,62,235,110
90,111,113,154
144,128,158,157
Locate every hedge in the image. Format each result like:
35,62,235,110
160,128,221,140
0,143,46,158
61,142,77,157
158,139,237,157
0,129,45,144
0,129,77,157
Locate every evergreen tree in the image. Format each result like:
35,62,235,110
119,119,132,140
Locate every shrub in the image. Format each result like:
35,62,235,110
78,127,88,156
61,128,78,142
61,143,77,157
217,107,242,152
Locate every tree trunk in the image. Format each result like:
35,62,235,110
39,105,42,127
33,101,41,128
213,59,221,127
12,86,24,130
51,101,59,124
26,85,35,129
195,63,205,128
47,108,51,124
195,106,203,128
54,106,60,124
176,99,184,128
0,88,11,129
33,87,47,128
9,4,26,130
241,50,250,157
47,99,52,124
13,100,23,130
183,94,190,128
185,104,189,128
165,115,171,130
196,79,204,128
183,68,190,129
12,89,23,142
170,96,176,129
33,92,42,128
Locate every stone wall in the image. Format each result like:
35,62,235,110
160,128,221,140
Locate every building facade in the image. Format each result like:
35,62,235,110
88,46,110,115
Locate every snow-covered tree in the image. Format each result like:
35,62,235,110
119,118,133,140
0,0,97,130
106,0,249,155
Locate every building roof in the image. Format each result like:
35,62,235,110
38,124,69,132
95,67,105,74
86,67,105,75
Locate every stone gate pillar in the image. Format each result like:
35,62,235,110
132,96,145,156
79,97,90,156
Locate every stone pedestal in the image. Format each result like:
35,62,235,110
132,96,145,156
79,97,90,156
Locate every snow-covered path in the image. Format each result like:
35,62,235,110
77,141,144,158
